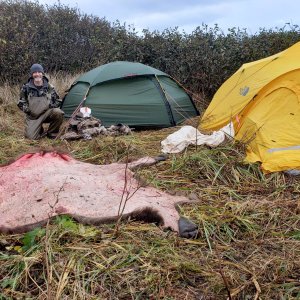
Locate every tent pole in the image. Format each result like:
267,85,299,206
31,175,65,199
154,75,176,126
169,75,203,104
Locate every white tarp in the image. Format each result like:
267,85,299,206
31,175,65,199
161,123,234,154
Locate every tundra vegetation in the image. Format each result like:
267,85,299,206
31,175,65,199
0,1,300,299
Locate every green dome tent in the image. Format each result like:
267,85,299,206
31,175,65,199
61,61,199,128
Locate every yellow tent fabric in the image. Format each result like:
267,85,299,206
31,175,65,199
199,42,300,173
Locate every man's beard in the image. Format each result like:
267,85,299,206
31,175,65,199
33,76,43,86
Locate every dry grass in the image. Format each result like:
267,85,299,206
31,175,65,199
1,77,300,299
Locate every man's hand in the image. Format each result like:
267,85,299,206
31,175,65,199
17,101,30,114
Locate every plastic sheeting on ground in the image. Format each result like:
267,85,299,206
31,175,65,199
161,123,234,154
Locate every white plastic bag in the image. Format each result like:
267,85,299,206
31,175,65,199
80,107,92,118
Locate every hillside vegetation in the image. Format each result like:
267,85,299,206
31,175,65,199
1,1,300,299
1,0,300,104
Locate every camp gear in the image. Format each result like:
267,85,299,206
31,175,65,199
60,114,132,141
62,61,199,128
200,42,300,173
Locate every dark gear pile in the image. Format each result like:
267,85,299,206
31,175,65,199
61,115,132,140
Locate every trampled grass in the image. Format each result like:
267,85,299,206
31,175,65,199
0,78,300,299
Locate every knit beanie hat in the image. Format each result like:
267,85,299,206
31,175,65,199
30,63,44,75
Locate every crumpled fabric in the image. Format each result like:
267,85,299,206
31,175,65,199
161,123,234,154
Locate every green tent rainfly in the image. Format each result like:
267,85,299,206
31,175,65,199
61,61,199,128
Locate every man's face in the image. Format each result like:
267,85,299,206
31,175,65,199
32,71,43,81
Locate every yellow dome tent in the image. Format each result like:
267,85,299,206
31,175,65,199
200,42,300,173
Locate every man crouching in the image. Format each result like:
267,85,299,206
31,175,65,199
17,63,64,140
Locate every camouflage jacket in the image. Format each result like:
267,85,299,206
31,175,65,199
17,76,61,114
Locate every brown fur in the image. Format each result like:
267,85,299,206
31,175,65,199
1,151,197,237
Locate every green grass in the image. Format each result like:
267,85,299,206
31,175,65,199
1,80,300,299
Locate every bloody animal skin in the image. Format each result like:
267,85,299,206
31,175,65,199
0,152,196,236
